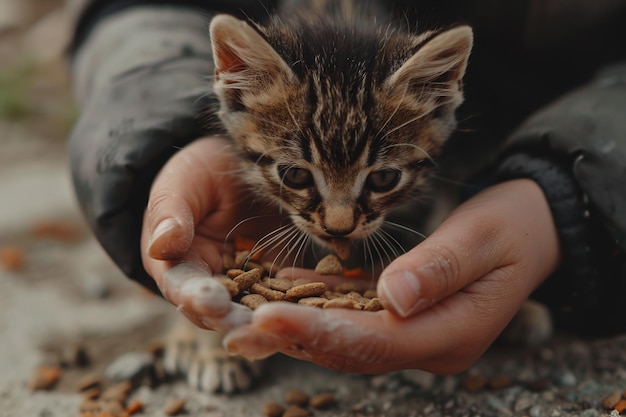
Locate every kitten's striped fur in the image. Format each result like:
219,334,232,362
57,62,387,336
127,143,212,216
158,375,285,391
209,1,472,258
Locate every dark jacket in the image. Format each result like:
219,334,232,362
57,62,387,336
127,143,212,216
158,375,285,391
68,0,626,336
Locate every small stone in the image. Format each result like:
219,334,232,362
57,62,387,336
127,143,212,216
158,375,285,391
527,378,552,392
63,343,91,368
105,352,154,383
285,388,310,406
163,398,186,416
78,399,101,414
514,396,534,412
602,390,622,409
283,405,311,417
529,404,545,417
262,402,285,417
101,400,126,416
314,255,343,275
554,370,577,387
310,393,336,409
614,399,626,414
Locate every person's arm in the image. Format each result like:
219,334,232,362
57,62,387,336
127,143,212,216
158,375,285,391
481,63,626,336
68,1,278,293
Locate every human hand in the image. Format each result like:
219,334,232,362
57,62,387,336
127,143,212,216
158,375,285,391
140,137,281,333
223,179,561,374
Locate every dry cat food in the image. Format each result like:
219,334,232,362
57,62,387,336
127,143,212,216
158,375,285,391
223,254,384,312
262,389,336,417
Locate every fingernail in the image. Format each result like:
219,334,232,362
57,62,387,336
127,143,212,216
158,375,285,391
151,218,179,245
378,270,425,318
180,277,230,316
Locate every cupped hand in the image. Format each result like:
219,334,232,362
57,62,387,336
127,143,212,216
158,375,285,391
223,179,561,374
140,136,281,333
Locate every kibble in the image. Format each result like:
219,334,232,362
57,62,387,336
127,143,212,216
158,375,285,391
223,239,386,313
602,390,622,409
310,393,336,410
240,294,268,310
283,405,311,417
29,365,61,391
163,398,186,416
262,402,285,417
286,282,327,301
285,389,310,406
314,254,343,275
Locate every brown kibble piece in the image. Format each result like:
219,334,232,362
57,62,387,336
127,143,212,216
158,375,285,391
250,283,286,301
285,388,310,406
215,277,239,297
364,298,384,312
101,381,133,403
31,219,83,243
615,399,626,414
0,246,25,271
363,289,377,298
602,390,622,409
101,400,126,416
462,375,487,392
324,291,343,300
330,238,351,260
298,297,329,308
227,269,245,278
126,400,143,415
310,393,336,410
233,268,261,291
286,282,327,301
78,399,101,413
262,402,285,417
29,365,61,390
76,373,102,392
163,398,186,416
267,278,293,292
334,282,360,294
314,254,343,275
323,298,355,309
82,387,102,401
283,405,311,417
240,294,268,310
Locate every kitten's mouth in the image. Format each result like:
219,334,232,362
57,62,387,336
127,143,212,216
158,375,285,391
318,236,352,261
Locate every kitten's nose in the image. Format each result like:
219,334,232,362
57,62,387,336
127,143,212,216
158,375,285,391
323,226,355,237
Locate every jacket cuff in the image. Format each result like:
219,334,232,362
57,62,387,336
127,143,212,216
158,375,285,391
487,152,622,335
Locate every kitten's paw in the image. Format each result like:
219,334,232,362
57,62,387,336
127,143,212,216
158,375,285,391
163,318,263,393
501,300,553,347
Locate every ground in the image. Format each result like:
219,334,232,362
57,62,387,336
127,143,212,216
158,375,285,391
1,2,625,417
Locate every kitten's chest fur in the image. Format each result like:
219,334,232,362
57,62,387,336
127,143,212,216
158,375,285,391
209,3,473,255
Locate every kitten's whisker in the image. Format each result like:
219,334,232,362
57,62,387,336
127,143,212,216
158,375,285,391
270,227,305,271
246,224,295,261
384,221,427,240
290,231,311,271
225,215,282,244
379,228,406,258
371,230,394,266
378,111,431,141
383,143,436,165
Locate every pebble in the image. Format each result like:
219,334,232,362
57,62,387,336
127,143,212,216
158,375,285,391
462,375,487,392
529,404,545,417
553,370,577,387
104,352,154,382
75,373,102,392
401,370,435,390
488,375,513,390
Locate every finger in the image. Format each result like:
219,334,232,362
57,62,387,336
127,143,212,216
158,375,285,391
378,179,556,318
144,137,232,260
161,262,252,333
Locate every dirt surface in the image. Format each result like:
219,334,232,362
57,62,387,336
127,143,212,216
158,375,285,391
1,2,626,417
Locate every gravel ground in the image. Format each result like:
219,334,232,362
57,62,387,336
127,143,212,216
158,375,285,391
1,3,625,417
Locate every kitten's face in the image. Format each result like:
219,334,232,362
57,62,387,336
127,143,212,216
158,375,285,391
210,14,472,247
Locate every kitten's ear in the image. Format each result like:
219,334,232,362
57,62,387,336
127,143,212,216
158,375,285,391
210,15,294,106
386,26,473,101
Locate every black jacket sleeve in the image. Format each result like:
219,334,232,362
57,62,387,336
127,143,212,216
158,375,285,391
68,1,278,293
486,63,626,336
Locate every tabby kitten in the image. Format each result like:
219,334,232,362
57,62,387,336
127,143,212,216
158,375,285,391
209,2,473,260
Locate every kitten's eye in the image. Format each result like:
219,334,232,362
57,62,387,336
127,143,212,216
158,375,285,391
279,166,314,189
365,169,401,193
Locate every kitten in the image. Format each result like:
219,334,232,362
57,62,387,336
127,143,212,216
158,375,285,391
210,1,473,262
166,1,473,393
